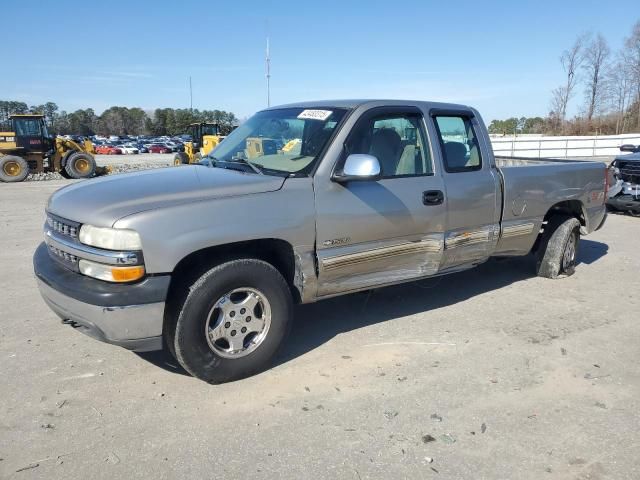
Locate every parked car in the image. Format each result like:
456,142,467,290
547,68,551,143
118,144,139,155
34,99,607,384
136,144,149,153
606,144,640,216
164,141,182,152
147,144,170,153
95,145,122,155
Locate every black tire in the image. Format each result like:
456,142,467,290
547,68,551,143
536,215,581,279
174,152,189,166
64,153,96,179
0,155,29,182
171,259,293,383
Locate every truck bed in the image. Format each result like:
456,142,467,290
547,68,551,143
495,156,594,167
493,156,607,256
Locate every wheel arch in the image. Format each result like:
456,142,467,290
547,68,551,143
531,200,586,253
542,200,587,230
168,238,301,304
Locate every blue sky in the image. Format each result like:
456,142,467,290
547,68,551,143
3,0,637,122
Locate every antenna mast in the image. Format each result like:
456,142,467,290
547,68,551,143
265,36,271,107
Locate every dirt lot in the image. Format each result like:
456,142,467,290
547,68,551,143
94,153,174,167
0,178,639,480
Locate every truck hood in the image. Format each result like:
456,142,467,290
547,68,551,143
614,152,640,162
47,166,286,226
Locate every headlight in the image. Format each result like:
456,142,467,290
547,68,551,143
79,225,142,250
79,259,145,283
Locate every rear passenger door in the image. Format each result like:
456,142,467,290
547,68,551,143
430,111,501,269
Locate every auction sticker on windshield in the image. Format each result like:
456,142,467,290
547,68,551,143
297,109,333,121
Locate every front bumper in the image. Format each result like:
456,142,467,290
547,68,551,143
34,243,170,351
607,194,640,214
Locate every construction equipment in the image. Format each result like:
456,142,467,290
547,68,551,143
0,114,97,182
174,122,224,165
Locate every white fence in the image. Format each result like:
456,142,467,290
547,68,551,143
490,133,640,158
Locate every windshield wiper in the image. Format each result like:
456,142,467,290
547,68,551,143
206,156,263,175
228,157,264,175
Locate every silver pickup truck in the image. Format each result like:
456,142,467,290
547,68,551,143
34,100,607,383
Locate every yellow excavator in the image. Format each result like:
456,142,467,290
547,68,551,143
0,114,97,182
174,122,224,165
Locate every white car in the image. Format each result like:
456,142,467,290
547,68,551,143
118,145,139,154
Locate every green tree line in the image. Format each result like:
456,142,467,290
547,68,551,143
487,117,547,135
0,100,238,136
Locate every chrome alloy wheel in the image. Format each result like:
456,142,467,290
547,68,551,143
205,288,272,358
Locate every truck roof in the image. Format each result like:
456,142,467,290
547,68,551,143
264,99,473,112
10,114,44,118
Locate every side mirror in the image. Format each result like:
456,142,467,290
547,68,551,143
332,154,381,183
619,144,639,153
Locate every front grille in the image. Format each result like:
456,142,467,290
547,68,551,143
617,161,640,184
47,214,79,239
47,242,78,266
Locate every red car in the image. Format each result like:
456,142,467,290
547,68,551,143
95,145,122,155
148,144,171,154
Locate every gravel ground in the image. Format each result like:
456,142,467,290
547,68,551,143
0,180,639,479
26,154,174,181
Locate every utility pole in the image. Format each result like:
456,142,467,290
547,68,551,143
189,76,193,112
265,37,271,107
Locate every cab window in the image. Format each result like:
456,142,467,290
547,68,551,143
14,119,42,137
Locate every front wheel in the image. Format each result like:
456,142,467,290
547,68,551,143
174,152,189,165
64,153,96,179
536,215,580,278
170,259,293,383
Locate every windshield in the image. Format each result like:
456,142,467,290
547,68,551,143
209,107,347,175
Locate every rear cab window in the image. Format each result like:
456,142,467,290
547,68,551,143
433,115,482,173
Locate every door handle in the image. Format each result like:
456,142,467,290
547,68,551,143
422,190,444,205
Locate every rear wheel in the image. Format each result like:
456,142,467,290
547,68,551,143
536,215,581,278
170,259,293,383
64,153,96,179
0,155,29,182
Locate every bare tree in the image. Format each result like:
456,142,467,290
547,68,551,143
583,33,610,121
606,53,633,134
549,34,588,133
624,21,640,129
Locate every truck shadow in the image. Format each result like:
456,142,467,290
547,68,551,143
274,256,533,366
136,241,607,376
577,239,608,265
274,243,608,366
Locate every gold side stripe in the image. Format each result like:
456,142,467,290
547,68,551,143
322,239,442,271
445,229,490,249
502,222,535,238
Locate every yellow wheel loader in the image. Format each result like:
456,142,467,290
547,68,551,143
174,122,224,165
0,114,97,182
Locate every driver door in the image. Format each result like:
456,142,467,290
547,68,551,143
313,106,447,297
